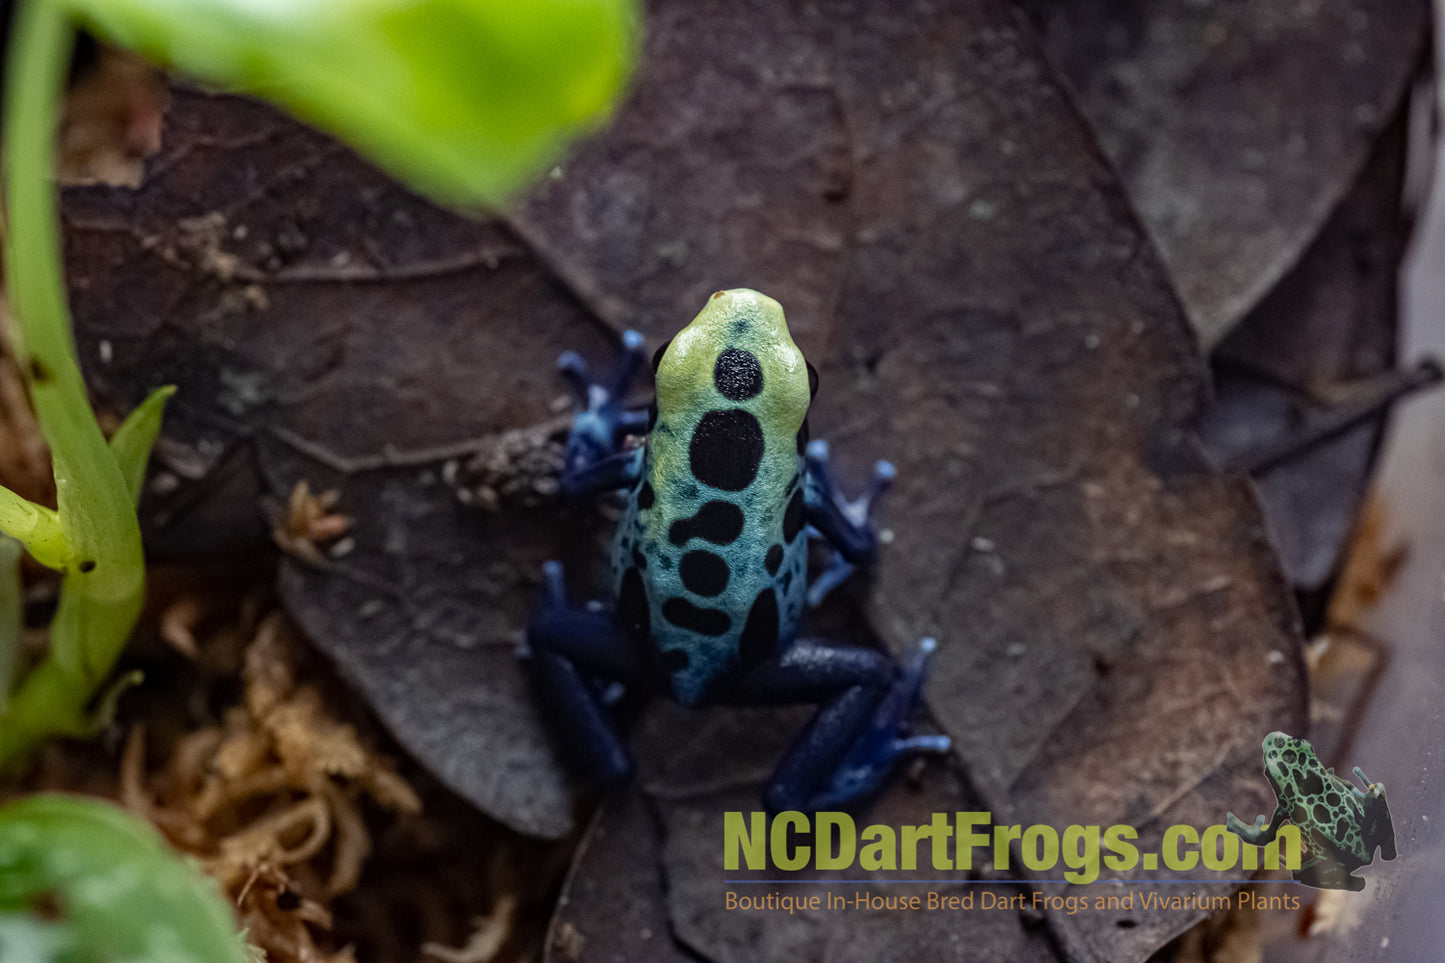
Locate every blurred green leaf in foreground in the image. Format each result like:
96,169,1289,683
61,0,641,206
0,794,249,962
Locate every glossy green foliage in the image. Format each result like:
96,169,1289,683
0,0,169,765
0,795,248,962
61,0,639,206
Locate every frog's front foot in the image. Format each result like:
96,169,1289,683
557,330,649,496
804,439,896,607
1225,811,1272,845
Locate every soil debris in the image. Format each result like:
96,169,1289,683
120,610,419,961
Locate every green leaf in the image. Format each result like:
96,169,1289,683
108,385,175,506
59,0,639,206
0,795,250,963
0,486,67,571
0,0,146,767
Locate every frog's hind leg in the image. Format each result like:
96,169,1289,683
524,561,652,784
1295,854,1365,892
557,330,649,496
725,637,950,812
803,439,896,607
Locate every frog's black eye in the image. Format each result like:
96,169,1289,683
806,361,819,399
652,338,673,374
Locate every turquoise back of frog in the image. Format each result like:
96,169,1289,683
610,289,812,706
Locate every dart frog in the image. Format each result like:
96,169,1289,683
1226,731,1396,891
526,288,950,811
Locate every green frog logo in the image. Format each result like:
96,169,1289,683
1226,732,1396,891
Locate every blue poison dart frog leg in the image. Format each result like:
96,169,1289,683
803,438,896,607
810,638,951,809
558,446,644,499
723,637,948,812
605,329,647,397
524,561,652,785
558,330,648,493
614,406,650,438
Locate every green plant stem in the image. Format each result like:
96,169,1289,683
0,0,146,762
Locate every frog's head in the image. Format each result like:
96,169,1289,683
653,288,813,438
1260,731,1322,804
1352,766,1397,861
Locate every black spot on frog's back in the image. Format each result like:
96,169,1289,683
618,567,649,642
679,550,729,597
689,409,763,491
1298,770,1324,797
783,488,805,542
670,500,744,546
739,588,779,666
713,348,764,401
764,544,784,576
662,598,731,636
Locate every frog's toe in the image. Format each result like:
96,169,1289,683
804,449,897,608
809,730,949,810
541,559,568,606
612,329,646,384
557,331,652,488
1224,811,1269,842
805,554,857,609
805,441,896,524
895,734,952,755
853,460,896,526
810,637,947,808
892,636,938,713
880,639,950,757
558,329,646,397
557,350,594,404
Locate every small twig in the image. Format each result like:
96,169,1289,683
267,414,571,475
